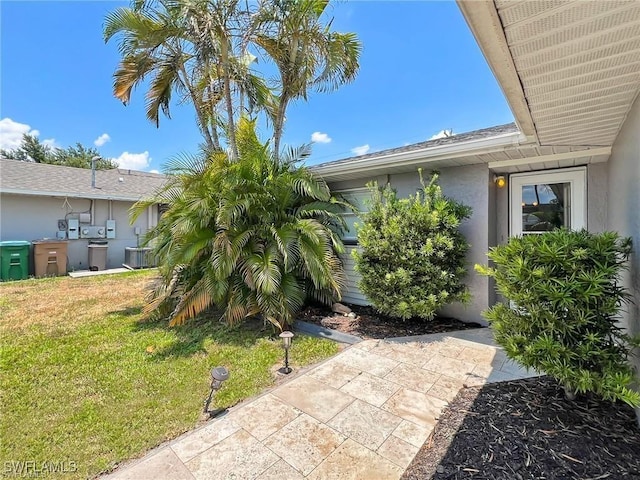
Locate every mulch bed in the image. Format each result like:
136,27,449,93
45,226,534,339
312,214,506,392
298,304,483,339
403,376,640,480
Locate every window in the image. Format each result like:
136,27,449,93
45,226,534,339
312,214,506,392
335,188,371,244
510,167,586,237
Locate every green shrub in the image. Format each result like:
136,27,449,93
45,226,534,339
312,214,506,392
353,171,472,320
476,229,639,406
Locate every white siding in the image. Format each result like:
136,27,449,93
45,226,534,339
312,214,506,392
339,247,369,306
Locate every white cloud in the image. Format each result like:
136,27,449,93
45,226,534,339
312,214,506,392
94,133,111,147
42,138,61,149
149,169,160,174
311,131,331,143
429,129,454,140
113,151,151,170
351,144,370,156
0,118,39,150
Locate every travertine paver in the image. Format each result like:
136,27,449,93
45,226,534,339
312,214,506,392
385,363,439,393
382,388,448,428
272,376,354,423
106,448,195,480
103,328,540,480
340,371,400,407
229,394,300,441
328,399,402,450
306,439,403,480
308,360,362,388
171,417,240,463
186,430,278,480
263,414,345,476
391,420,432,448
377,435,420,469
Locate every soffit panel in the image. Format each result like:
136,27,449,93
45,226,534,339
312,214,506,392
495,0,640,146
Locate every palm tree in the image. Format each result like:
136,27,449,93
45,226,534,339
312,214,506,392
132,117,347,329
253,0,362,155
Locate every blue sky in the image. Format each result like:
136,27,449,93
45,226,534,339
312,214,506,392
0,1,514,172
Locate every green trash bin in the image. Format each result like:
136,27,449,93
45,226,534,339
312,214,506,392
0,241,31,281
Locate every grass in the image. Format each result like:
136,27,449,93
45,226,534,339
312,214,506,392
0,270,339,479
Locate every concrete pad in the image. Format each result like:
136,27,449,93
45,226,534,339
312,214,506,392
340,372,400,407
328,399,402,450
385,363,439,394
306,439,403,480
382,388,448,429
229,394,301,441
171,417,240,463
186,429,278,480
68,268,131,278
263,414,345,476
272,376,355,423
105,448,195,480
376,435,420,469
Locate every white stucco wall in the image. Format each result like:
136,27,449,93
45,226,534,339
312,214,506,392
0,193,156,271
606,95,640,417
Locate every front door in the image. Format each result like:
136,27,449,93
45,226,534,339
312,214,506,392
509,167,586,237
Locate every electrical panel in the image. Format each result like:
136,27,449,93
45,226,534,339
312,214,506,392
80,225,106,239
106,220,116,239
68,218,79,240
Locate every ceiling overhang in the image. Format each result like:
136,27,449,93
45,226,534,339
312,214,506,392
457,0,640,147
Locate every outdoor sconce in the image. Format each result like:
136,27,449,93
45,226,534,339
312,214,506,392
278,331,294,374
203,366,229,417
494,175,507,189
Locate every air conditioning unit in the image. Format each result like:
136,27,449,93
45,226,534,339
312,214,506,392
124,247,155,269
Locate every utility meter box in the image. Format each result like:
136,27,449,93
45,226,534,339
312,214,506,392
106,220,116,239
68,218,79,240
80,226,106,239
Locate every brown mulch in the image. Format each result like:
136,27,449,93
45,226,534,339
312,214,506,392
403,376,640,480
298,304,483,339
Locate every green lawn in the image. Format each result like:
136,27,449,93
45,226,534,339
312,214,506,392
0,270,338,478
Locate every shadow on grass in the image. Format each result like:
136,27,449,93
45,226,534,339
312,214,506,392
131,311,278,360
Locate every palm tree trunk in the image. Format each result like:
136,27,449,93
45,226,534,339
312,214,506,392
179,65,218,150
219,35,239,160
273,95,289,159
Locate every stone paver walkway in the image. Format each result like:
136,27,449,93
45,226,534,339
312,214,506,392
103,328,538,480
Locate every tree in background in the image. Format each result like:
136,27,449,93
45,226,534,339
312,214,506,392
1,134,117,169
132,118,347,330
353,172,472,321
104,0,361,156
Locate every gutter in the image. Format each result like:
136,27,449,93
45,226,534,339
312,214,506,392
311,130,526,179
0,188,147,203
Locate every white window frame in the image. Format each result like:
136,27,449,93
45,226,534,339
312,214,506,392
334,187,371,243
509,167,587,237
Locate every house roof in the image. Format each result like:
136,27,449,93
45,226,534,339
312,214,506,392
311,121,611,181
458,0,640,147
0,158,167,202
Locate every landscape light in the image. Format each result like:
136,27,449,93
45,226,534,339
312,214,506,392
278,331,294,374
203,366,229,417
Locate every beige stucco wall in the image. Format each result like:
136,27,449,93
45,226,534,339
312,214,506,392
0,193,155,271
606,94,640,418
329,164,493,325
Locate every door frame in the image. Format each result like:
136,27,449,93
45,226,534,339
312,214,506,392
509,166,587,237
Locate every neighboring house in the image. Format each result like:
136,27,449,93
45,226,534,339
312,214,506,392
0,158,167,271
312,0,640,351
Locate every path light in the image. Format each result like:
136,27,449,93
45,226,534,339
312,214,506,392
203,366,229,417
278,331,294,374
